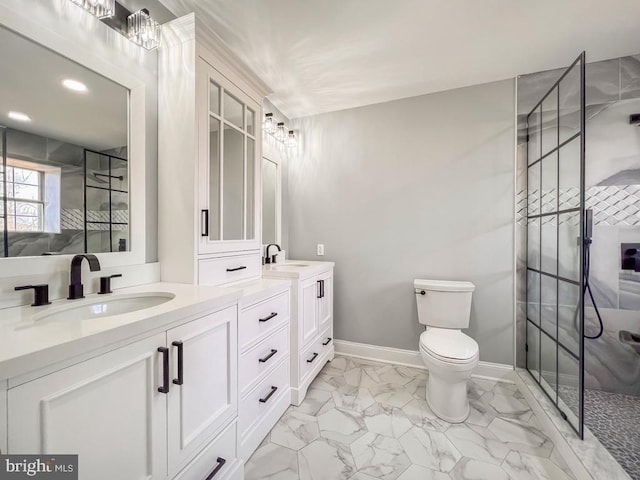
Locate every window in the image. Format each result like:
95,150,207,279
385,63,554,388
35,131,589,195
2,165,44,232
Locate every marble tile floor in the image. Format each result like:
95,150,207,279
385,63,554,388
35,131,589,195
245,355,576,480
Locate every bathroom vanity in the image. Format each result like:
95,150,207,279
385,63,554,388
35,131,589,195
0,283,244,480
263,261,335,405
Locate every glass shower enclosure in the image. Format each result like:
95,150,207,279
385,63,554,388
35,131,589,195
526,53,586,437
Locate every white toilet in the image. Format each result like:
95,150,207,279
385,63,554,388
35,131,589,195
414,279,479,423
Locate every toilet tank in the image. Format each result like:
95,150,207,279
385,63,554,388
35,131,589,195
414,279,475,329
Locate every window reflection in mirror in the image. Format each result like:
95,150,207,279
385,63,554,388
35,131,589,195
0,25,129,257
262,158,278,245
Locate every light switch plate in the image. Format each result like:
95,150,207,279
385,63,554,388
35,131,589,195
317,244,325,256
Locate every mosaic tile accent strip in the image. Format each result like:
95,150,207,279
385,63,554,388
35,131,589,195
60,209,128,230
518,185,640,226
558,385,640,480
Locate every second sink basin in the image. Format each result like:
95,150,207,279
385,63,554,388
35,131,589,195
34,292,176,323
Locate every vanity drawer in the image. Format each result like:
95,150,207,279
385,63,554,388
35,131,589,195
173,420,239,480
239,291,289,351
238,358,289,440
298,335,325,383
239,325,290,397
198,253,261,286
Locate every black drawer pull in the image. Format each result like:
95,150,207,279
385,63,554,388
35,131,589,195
172,341,184,385
259,349,278,363
259,312,278,323
259,386,278,403
323,337,332,346
205,457,226,480
158,347,170,394
307,352,319,363
226,266,247,272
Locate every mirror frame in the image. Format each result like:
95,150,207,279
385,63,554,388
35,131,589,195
261,155,281,247
0,2,149,276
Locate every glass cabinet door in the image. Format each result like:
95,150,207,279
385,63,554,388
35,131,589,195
199,60,260,254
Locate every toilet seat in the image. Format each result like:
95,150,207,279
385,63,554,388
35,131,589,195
419,329,479,364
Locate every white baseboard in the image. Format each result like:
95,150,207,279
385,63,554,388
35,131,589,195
334,339,515,383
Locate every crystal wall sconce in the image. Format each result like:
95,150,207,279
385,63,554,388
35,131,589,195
69,0,161,50
264,113,297,148
70,0,115,19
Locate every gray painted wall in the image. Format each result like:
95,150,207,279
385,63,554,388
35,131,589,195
288,79,516,365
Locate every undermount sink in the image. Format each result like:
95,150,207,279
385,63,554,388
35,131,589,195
34,292,176,323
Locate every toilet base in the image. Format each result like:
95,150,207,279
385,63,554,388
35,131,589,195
421,349,478,424
426,383,470,423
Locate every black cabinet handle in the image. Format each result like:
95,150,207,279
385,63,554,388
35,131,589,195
226,266,247,272
259,386,278,403
259,349,278,363
201,210,209,237
307,352,319,363
172,341,184,385
321,279,325,298
323,337,332,346
205,457,226,480
158,347,170,394
259,312,277,323
317,280,322,298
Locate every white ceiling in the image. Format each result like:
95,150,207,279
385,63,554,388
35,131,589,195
0,25,128,151
159,0,640,119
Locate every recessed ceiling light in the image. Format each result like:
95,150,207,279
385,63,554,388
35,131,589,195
62,79,88,93
8,111,31,122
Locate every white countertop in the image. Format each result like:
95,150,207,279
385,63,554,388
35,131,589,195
223,277,291,306
262,260,334,279
0,282,241,381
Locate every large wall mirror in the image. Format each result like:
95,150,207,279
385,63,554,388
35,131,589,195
262,157,280,245
0,24,129,258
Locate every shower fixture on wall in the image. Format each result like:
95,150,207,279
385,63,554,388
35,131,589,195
576,209,604,339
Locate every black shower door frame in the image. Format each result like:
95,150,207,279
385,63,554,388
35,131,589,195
525,52,586,439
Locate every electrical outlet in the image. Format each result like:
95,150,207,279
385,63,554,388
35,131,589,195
317,244,325,256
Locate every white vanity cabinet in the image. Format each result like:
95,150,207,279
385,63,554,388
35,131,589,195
264,264,334,405
6,305,241,480
159,13,271,287
236,284,291,460
8,333,168,480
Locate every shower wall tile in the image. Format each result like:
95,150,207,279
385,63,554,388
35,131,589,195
585,59,620,106
620,55,640,100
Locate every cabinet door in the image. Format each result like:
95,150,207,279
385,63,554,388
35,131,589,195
167,306,237,475
300,276,320,347
197,58,261,255
8,333,167,480
317,271,333,333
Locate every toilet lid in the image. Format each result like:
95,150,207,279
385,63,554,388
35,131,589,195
420,329,479,362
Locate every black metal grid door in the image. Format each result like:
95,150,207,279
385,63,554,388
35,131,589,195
525,53,586,438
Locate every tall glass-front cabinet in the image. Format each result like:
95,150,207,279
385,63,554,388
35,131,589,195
158,14,271,285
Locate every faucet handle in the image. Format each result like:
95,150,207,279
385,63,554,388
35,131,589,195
98,274,122,295
15,284,51,307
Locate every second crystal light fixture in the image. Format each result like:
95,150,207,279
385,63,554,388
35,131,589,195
264,113,296,148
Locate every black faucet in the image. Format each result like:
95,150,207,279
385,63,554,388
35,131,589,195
68,254,101,300
264,244,282,264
